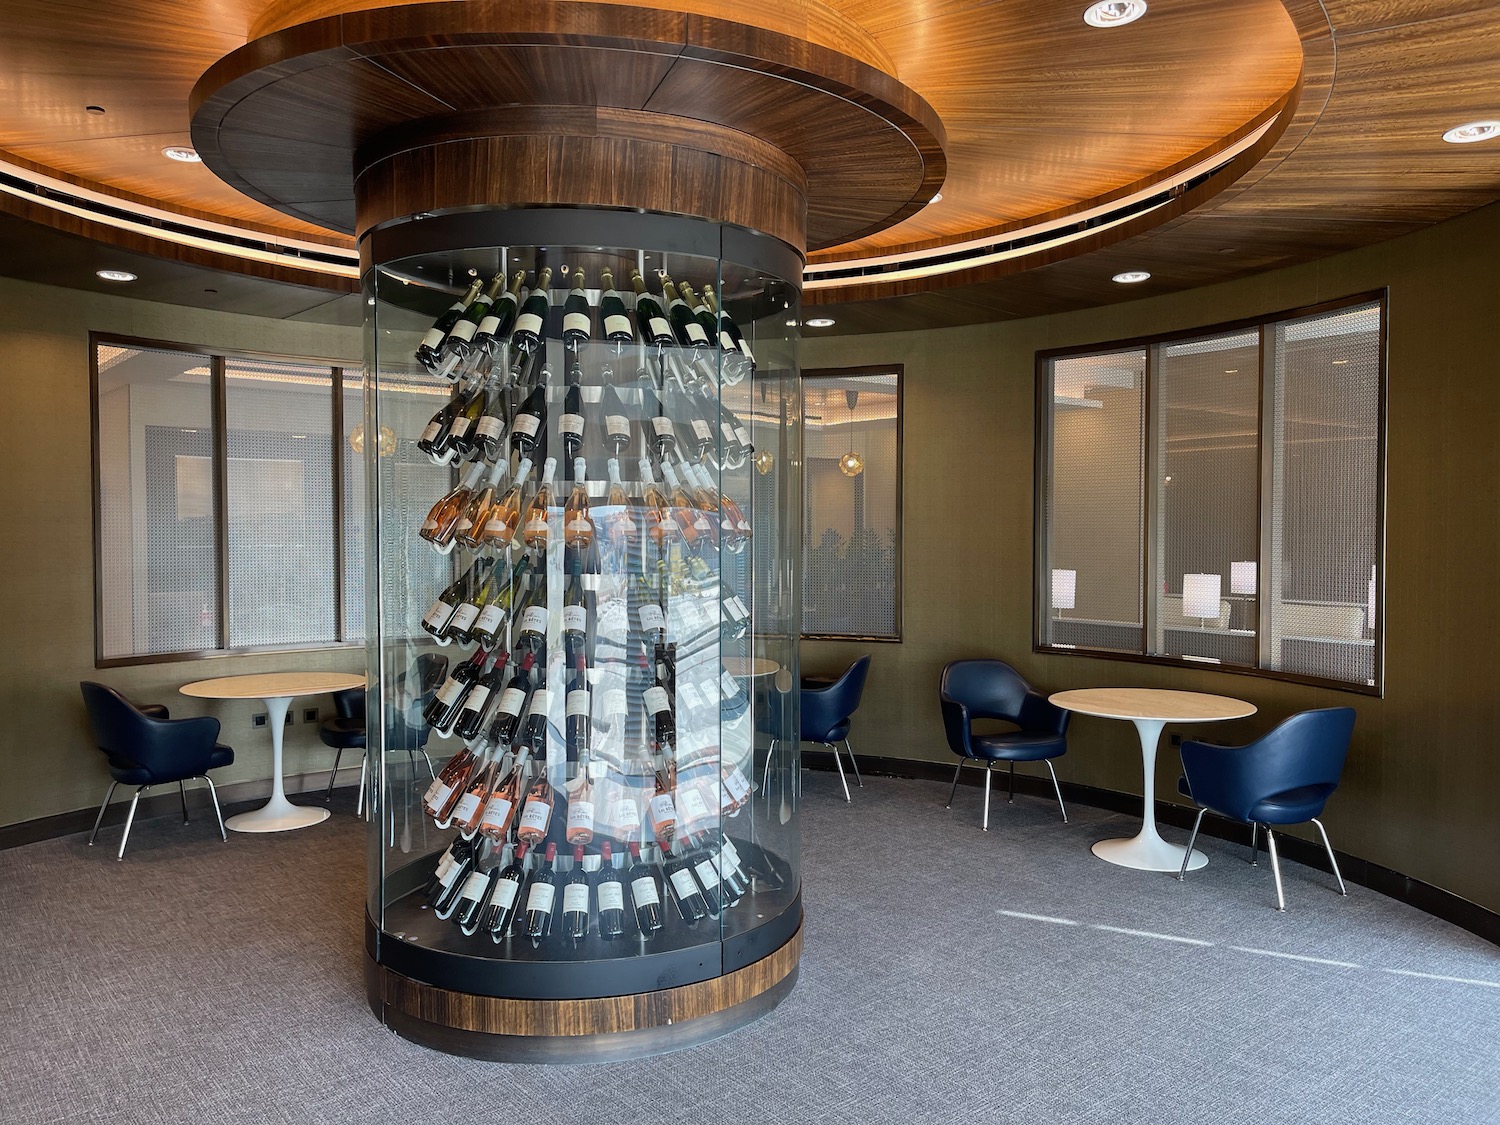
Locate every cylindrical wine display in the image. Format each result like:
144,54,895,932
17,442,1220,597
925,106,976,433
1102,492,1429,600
361,215,801,1056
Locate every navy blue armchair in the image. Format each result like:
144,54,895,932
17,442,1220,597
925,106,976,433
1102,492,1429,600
1177,706,1355,911
939,659,1070,829
80,682,233,860
322,653,447,814
799,655,872,801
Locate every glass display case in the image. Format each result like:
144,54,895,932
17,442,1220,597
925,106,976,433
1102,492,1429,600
358,209,802,1057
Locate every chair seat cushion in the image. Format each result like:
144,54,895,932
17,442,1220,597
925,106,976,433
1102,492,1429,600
1248,784,1336,824
804,718,851,744
320,717,367,750
969,732,1066,762
106,758,152,785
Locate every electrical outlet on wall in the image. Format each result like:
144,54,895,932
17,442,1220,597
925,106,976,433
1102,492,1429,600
1170,733,1182,745
284,710,294,726
253,713,267,728
303,707,319,723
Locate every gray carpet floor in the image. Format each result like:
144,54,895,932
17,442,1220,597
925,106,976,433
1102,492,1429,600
3,772,1498,1125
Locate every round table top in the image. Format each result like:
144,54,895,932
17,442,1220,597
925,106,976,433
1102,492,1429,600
723,656,781,679
1049,687,1256,723
179,671,366,701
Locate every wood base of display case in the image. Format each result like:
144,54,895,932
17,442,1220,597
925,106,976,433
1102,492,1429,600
365,923,802,1062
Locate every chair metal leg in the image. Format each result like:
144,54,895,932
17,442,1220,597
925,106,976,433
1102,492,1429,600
1264,825,1286,911
1178,807,1208,880
178,780,189,824
1007,761,1016,803
117,786,148,861
844,740,862,787
761,738,776,795
1311,817,1348,896
828,742,851,802
88,781,119,846
356,754,367,819
325,745,345,804
417,749,436,780
945,759,964,809
201,776,227,841
982,765,991,831
1248,822,1260,867
1043,759,1068,823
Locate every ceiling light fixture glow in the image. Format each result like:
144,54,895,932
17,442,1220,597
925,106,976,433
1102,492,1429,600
1112,270,1151,284
161,146,202,163
1084,0,1147,28
1442,120,1500,144
96,269,137,282
805,317,836,328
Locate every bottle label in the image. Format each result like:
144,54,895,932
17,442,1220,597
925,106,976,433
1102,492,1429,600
638,604,666,634
527,688,552,716
476,313,502,338
731,595,751,619
497,686,527,717
451,791,482,824
519,605,548,634
605,415,631,441
563,312,591,337
523,513,549,538
643,686,671,716
519,798,551,835
721,422,738,445
558,412,584,436
459,870,490,901
692,419,712,442
597,881,625,912
459,683,491,715
433,849,457,881
719,330,737,352
421,516,439,533
447,603,480,633
437,857,466,891
434,678,464,707
423,775,453,805
479,797,513,831
631,875,660,907
684,322,708,345
566,799,594,837
734,426,752,447
449,415,472,439
563,883,590,914
721,672,739,699
694,858,721,889
648,316,672,341
649,792,676,829
565,517,593,538
474,414,504,440
511,413,541,438
669,868,699,899
514,312,544,338
723,767,751,804
422,598,455,631
601,688,627,720
652,417,675,439
604,314,632,339
678,787,711,824
525,881,555,914
566,689,590,718
562,605,588,634
490,876,520,911
419,419,443,444
677,681,707,711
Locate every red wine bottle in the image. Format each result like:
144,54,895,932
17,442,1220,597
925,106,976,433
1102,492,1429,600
453,862,500,933
663,843,709,923
482,843,528,940
524,841,559,942
432,842,479,918
595,841,626,940
562,844,592,943
685,834,725,917
425,837,473,903
423,648,490,731
626,841,664,936
482,651,536,746
454,650,512,740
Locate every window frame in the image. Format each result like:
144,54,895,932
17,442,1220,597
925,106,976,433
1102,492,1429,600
90,331,364,668
801,364,904,643
1033,291,1388,696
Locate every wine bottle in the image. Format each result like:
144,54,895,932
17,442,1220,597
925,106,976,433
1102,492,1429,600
515,742,556,846
646,753,677,849
419,556,487,640
453,862,500,933
483,651,536,747
629,268,677,349
626,840,664,936
470,552,531,649
449,738,505,836
523,840,559,942
454,650,512,740
420,743,478,823
431,840,479,917
596,841,626,940
416,278,483,373
476,456,533,551
720,588,751,640
482,842,528,940
416,386,463,459
718,662,751,721
443,554,501,643
642,385,677,461
603,457,639,553
687,458,752,552
660,275,711,350
472,270,527,361
659,460,708,553
440,272,506,366
677,390,717,459
599,382,633,456
598,268,635,354
562,845,592,943
477,747,530,843
664,843,709,923
559,376,586,464
565,751,595,843
451,458,510,550
513,571,549,662
422,648,490,731
516,673,552,760
508,382,547,458
561,269,593,354
675,776,715,840
510,268,553,359
444,377,491,461
419,460,487,549
679,281,720,354
638,458,674,548
470,379,511,462
562,552,591,669
521,456,558,551
703,285,755,380
563,458,596,551
685,834,725,917
425,837,473,904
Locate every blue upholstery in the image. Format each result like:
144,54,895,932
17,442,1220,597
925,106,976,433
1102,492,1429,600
322,653,448,806
318,687,368,751
800,656,870,744
1177,707,1355,910
939,659,1069,763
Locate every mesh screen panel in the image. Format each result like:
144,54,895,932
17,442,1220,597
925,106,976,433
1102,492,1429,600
96,345,218,659
224,357,336,648
1264,302,1381,686
1042,350,1145,653
1151,332,1260,665
802,372,899,637
341,375,367,642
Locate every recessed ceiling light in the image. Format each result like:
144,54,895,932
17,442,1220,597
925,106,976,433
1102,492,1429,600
1112,271,1151,284
805,317,836,327
930,192,943,203
161,146,201,162
96,269,137,282
84,105,106,116
1442,120,1500,144
1083,0,1147,28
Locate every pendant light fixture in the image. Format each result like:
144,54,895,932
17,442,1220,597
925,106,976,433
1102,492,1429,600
838,388,864,477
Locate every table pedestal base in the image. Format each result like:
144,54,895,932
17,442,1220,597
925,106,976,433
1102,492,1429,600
1092,834,1207,872
226,795,331,833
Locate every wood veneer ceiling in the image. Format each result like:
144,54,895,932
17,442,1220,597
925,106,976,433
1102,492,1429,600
0,0,1497,331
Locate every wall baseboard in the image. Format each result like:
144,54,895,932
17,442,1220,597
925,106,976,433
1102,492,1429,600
800,749,1500,949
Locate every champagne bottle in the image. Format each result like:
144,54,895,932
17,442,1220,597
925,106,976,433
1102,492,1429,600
453,861,500,933
470,552,531,649
562,845,592,943
419,556,487,640
483,842,528,939
470,379,511,462
419,460,487,549
664,842,709,923
521,456,558,551
444,377,490,460
476,456,533,551
513,571,549,661
523,840,559,942
626,841,664,936
638,458,674,548
596,841,627,940
561,269,593,354
604,457,638,552
679,281,720,354
477,746,530,843
515,744,556,846
703,285,755,380
508,382,547,458
599,383,633,456
422,648,490,731
559,377,586,464
483,652,537,747
660,275,711,349
642,385,677,461
563,458,596,551
416,386,463,459
454,458,510,550
454,651,512,740
629,268,676,349
677,388,717,459
472,270,527,360
647,753,677,849
565,752,595,844
416,278,483,373
440,272,506,365
598,268,635,354
510,268,553,358
444,555,502,643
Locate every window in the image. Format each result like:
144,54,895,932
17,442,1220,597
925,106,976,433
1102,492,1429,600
802,367,902,640
1037,295,1384,691
92,336,368,665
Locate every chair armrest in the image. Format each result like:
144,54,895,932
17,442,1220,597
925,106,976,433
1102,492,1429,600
939,692,973,758
1179,739,1263,821
1017,690,1069,735
137,703,170,721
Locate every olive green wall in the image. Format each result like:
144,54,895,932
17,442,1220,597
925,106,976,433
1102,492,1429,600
0,277,364,827
801,199,1500,915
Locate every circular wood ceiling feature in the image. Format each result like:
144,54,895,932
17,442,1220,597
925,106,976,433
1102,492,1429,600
189,1,947,254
